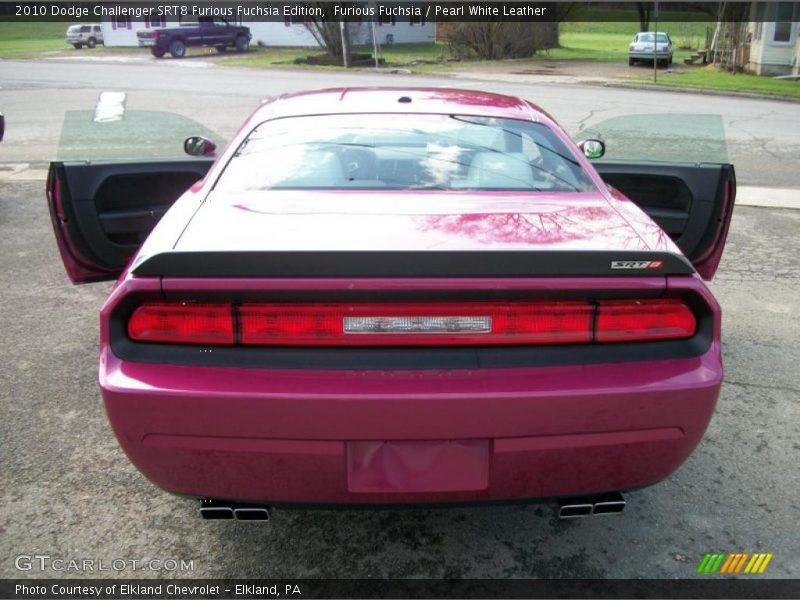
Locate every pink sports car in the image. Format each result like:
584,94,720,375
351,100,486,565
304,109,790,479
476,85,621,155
47,88,735,520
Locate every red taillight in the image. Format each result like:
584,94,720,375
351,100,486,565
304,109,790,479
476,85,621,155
153,30,159,41
128,302,234,345
239,302,593,346
126,299,696,346
596,299,696,342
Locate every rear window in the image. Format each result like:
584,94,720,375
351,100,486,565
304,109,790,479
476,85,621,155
639,33,669,43
215,114,596,193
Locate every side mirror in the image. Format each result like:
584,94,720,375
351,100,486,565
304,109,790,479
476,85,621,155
184,136,216,157
578,139,605,160
0,113,5,142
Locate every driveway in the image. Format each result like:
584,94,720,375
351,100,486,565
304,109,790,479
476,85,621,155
446,58,665,85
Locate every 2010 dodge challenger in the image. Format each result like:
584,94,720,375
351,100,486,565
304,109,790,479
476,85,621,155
47,88,734,519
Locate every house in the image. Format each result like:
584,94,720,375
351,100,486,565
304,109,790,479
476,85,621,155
101,16,434,49
746,2,800,75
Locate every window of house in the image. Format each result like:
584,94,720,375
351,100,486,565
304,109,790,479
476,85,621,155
113,16,131,30
145,16,165,28
773,2,795,43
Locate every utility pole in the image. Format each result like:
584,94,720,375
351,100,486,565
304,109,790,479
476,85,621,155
340,21,351,68
653,0,659,83
371,21,380,69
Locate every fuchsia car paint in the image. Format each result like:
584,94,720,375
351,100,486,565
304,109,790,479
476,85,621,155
47,88,735,509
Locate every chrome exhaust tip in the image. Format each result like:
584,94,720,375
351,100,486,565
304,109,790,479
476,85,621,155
200,499,270,521
233,507,270,521
199,506,234,520
592,492,626,516
557,492,625,519
558,501,594,519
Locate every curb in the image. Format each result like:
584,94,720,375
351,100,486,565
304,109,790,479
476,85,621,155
736,186,800,210
601,81,800,104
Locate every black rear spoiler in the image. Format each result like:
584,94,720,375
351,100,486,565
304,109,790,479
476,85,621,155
132,250,695,278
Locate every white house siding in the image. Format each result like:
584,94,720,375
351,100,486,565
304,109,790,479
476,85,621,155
746,2,799,75
250,21,434,47
374,21,435,45
102,18,434,48
101,18,176,46
794,36,800,73
247,22,319,47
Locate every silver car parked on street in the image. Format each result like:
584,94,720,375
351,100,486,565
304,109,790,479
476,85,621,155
66,24,104,49
628,32,673,66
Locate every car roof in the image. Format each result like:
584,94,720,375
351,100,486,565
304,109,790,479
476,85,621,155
256,87,556,125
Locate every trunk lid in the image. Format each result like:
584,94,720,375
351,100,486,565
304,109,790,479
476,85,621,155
130,190,693,278
172,190,678,254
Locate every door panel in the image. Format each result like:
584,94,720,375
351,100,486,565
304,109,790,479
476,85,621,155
595,162,735,280
47,159,213,284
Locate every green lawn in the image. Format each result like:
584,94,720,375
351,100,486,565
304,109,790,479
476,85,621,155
0,22,67,57
220,45,320,68
640,66,800,98
221,42,444,69
546,31,703,63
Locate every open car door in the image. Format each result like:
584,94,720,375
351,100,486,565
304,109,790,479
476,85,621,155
580,113,736,280
47,159,213,283
595,161,735,280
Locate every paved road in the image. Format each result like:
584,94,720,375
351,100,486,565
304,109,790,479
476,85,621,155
1,59,799,580
1,178,798,579
1,58,800,187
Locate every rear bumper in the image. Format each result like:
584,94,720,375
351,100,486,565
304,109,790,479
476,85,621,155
100,343,721,504
629,52,672,60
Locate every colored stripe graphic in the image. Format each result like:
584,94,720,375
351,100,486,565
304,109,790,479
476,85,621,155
744,554,760,574
697,554,713,574
720,554,736,574
699,552,775,575
702,553,726,574
759,554,773,573
734,553,750,573
722,553,748,574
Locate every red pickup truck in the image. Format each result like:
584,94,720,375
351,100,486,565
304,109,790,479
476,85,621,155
137,18,251,58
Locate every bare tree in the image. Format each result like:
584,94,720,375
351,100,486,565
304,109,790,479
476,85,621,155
636,2,650,32
304,20,359,58
446,22,559,60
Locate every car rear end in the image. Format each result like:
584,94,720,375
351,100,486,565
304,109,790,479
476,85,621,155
50,89,730,509
136,29,159,47
65,25,84,46
99,268,721,505
629,33,672,62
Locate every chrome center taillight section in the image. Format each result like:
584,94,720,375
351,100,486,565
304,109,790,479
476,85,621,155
343,315,492,334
